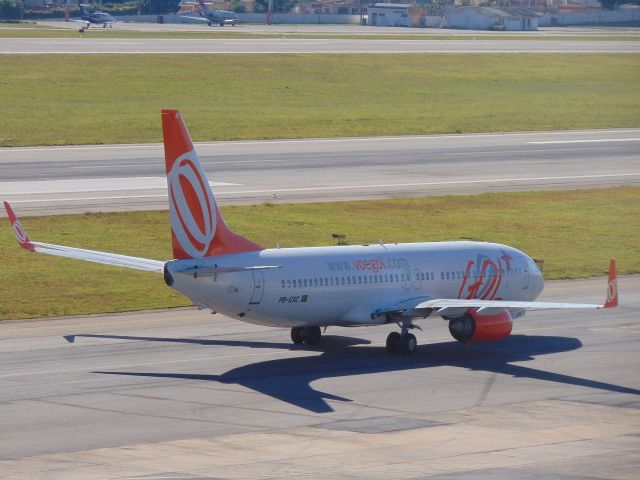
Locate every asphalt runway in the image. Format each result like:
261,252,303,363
1,275,638,478
34,21,640,36
2,37,639,54
1,129,639,216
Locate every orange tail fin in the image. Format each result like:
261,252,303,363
162,110,262,259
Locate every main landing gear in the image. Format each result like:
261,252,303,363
386,318,419,355
291,326,322,346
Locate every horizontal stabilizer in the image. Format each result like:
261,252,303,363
176,265,281,277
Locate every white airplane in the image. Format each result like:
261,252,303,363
4,110,619,355
179,0,239,26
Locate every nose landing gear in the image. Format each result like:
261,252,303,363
291,326,322,346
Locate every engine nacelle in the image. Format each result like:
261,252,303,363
448,309,513,343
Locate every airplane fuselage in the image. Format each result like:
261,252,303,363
3,110,616,356
166,241,544,328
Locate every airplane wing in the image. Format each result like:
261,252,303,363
178,14,209,22
3,202,164,273
375,259,618,319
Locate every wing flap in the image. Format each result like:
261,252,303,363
419,298,603,311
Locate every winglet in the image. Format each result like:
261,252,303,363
3,202,35,252
602,259,618,309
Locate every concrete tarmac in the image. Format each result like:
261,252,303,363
1,129,639,216
32,21,640,36
0,275,638,478
2,37,639,54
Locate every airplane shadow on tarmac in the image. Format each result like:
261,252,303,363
72,333,640,413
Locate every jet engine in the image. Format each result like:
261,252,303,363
448,309,512,343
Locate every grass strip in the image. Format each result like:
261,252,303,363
1,186,638,321
0,53,639,146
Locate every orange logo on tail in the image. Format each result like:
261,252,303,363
167,150,217,259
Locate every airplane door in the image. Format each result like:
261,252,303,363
403,268,412,290
413,268,422,291
249,270,265,304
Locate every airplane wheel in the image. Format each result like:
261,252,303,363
208,21,212,26
220,22,224,27
79,28,85,33
305,326,322,345
291,326,305,344
386,331,402,354
401,333,417,355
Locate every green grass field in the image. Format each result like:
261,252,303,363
1,187,638,321
0,54,638,146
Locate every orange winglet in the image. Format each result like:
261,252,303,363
602,259,618,309
3,201,35,252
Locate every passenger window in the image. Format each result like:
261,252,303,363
303,279,308,287
313,278,318,287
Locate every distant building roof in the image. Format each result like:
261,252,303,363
452,6,538,18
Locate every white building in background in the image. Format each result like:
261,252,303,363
447,7,539,31
368,3,422,27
